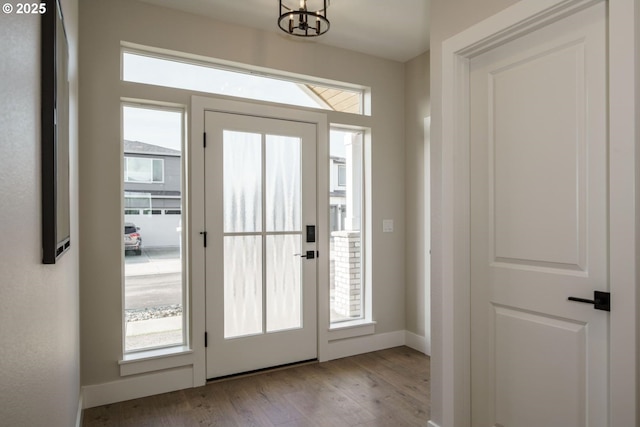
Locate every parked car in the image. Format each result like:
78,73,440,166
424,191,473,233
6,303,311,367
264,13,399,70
124,222,142,255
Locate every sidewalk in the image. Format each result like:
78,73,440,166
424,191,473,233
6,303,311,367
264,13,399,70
125,247,181,277
125,316,183,352
124,247,183,351
126,316,182,336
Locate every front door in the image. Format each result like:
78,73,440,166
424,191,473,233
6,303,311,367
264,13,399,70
470,2,608,426
204,110,317,379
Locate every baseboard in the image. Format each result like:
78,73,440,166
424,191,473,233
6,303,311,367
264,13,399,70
427,421,441,427
323,330,406,361
81,330,424,408
75,391,83,427
82,366,193,409
404,330,431,356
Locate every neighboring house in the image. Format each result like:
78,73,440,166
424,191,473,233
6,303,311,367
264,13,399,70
123,140,182,215
123,140,182,248
329,155,346,232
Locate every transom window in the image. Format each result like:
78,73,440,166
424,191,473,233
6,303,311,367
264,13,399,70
122,50,365,114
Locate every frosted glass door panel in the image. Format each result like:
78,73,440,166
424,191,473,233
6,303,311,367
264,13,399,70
223,131,262,233
266,234,302,332
205,108,317,379
224,236,263,338
266,135,301,232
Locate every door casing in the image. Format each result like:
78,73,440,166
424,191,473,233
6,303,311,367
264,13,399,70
437,0,639,426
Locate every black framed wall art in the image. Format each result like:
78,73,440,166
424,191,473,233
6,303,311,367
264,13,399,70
41,0,70,264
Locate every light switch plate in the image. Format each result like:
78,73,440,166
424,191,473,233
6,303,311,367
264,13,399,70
382,219,394,233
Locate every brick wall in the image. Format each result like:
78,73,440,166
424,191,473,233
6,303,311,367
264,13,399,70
332,230,362,317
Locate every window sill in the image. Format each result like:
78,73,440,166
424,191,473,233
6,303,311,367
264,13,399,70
119,346,193,376
328,320,376,341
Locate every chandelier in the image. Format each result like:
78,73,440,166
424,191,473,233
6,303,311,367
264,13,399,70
278,0,330,37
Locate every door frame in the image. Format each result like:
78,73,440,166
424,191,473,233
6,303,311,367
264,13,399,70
438,0,639,426
190,96,328,387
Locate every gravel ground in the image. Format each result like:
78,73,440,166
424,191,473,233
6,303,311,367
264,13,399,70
125,304,182,322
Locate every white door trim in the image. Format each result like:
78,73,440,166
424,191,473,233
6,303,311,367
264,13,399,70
190,96,328,386
439,0,638,426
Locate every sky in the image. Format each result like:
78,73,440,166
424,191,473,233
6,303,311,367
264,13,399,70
124,53,323,109
123,106,183,151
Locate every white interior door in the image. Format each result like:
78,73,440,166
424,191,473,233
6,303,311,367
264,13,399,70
470,3,608,426
204,110,317,379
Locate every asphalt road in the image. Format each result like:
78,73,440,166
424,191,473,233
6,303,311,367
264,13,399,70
124,248,182,310
124,272,182,310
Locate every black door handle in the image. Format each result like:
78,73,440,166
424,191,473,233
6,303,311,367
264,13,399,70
568,290,610,312
294,250,315,259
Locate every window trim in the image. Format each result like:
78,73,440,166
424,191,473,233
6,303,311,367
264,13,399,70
119,346,193,376
119,48,375,378
327,320,376,341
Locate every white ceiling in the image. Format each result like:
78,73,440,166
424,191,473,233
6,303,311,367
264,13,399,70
138,0,430,63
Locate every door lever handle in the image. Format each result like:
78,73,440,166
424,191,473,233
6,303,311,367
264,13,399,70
568,290,610,312
294,250,315,259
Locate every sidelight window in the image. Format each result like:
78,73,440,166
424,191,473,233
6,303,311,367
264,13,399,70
122,104,185,353
329,128,365,324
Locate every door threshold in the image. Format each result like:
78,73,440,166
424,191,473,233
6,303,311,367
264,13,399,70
206,358,318,383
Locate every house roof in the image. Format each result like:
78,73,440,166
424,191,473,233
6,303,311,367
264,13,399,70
306,85,361,114
124,140,181,156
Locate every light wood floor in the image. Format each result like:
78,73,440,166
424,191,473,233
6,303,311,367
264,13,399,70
83,346,430,427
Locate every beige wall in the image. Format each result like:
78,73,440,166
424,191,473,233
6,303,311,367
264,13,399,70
636,3,640,421
428,0,528,425
0,0,81,426
79,0,407,386
404,51,430,340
